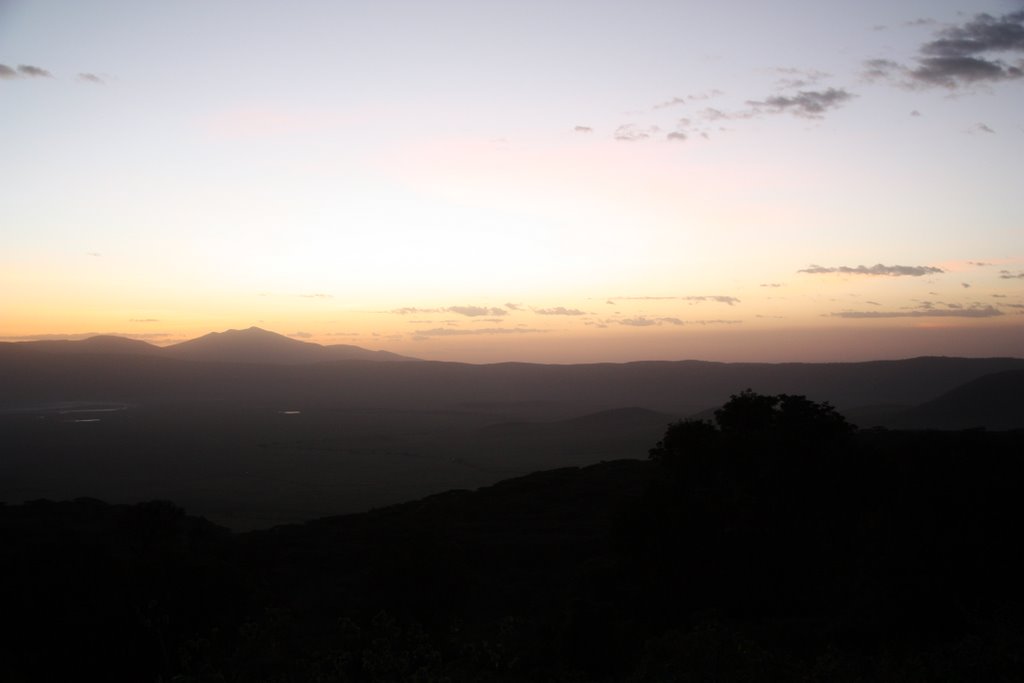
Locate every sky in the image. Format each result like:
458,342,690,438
1,0,1022,363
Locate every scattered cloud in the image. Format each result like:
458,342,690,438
17,64,52,78
533,307,586,316
619,317,658,327
760,283,783,288
972,122,996,133
618,316,741,327
867,11,1024,89
969,261,993,266
504,302,523,311
747,88,855,118
129,318,159,323
612,295,740,305
392,307,441,315
666,131,687,141
290,331,313,339
299,293,333,299
653,90,723,109
799,263,943,277
614,124,661,141
832,304,1004,319
962,282,971,288
1,63,54,79
411,327,545,339
772,67,831,90
86,251,101,257
1000,270,1024,279
574,125,593,133
446,305,507,317
78,72,104,84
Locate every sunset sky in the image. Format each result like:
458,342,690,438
2,0,1022,362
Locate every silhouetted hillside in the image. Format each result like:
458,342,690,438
5,418,1024,682
887,369,1024,430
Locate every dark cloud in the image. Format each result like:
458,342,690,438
747,88,855,118
799,263,943,277
1000,270,1024,279
78,72,104,84
962,282,971,288
18,64,52,78
574,125,593,133
533,307,586,316
614,124,661,141
832,305,1003,319
869,11,1024,88
446,305,507,317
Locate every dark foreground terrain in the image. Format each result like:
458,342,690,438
4,394,1024,682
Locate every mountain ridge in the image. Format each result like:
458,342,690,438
7,326,417,364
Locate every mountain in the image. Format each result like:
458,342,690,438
4,327,415,365
162,326,416,364
887,369,1024,430
9,335,162,356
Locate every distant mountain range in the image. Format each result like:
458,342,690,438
3,326,417,364
1,328,1022,430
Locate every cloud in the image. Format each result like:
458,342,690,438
129,318,159,323
799,263,943,277
747,88,855,118
760,283,783,288
653,90,724,109
617,316,742,327
392,307,441,315
504,302,523,311
411,327,545,339
17,64,52,78
615,295,740,306
2,64,54,79
299,293,333,299
614,124,661,141
78,72,104,84
666,131,687,141
290,331,313,339
574,125,593,133
868,11,1024,88
1000,270,1024,279
832,305,1004,319
969,261,993,266
962,282,971,288
446,305,507,317
533,307,586,316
